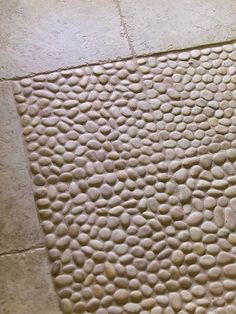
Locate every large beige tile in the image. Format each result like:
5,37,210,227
0,0,130,79
0,248,61,314
0,82,43,254
119,0,236,55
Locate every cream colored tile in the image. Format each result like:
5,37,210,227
0,0,130,78
119,0,236,55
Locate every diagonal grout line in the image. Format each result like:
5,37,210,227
136,37,236,59
0,243,45,257
0,55,134,82
0,38,236,82
113,0,136,57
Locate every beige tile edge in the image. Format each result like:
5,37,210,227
1,38,236,82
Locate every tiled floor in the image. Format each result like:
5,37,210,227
1,0,236,79
1,1,236,314
13,42,236,313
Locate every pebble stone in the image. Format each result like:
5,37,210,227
13,42,236,314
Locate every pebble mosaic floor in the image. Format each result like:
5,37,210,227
13,42,236,314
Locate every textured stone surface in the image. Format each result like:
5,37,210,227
119,0,236,55
0,82,43,254
0,0,130,78
13,42,236,313
0,248,60,314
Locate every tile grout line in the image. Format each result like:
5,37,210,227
1,38,235,82
113,0,136,57
0,55,134,82
0,243,45,257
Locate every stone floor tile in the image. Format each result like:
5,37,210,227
0,82,43,254
0,0,130,79
0,248,61,314
119,0,236,55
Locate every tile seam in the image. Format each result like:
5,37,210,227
0,38,235,82
113,0,136,57
0,243,45,257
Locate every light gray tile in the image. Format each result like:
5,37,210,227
0,82,43,254
119,0,236,55
0,248,61,314
0,0,131,78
